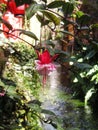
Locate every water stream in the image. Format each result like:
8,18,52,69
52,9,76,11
39,63,98,130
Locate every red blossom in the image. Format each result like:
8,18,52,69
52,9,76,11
36,49,59,64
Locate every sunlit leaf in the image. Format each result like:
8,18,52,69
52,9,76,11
76,11,84,18
91,23,98,29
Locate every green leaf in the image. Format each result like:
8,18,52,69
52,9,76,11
76,11,84,18
13,29,39,40
75,63,92,69
84,50,96,60
26,3,45,20
77,14,91,26
41,10,60,25
51,122,58,129
47,1,65,8
62,2,74,16
0,126,4,130
91,23,98,29
36,14,50,26
28,100,42,106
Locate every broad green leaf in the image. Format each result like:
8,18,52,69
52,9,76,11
13,29,39,40
26,3,45,20
62,2,74,16
41,10,60,25
77,14,91,26
76,11,84,18
47,1,65,8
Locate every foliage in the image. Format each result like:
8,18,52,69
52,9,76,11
0,42,58,130
0,0,98,128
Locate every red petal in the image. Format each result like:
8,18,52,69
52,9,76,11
51,54,59,62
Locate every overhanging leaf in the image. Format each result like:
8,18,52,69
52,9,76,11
12,29,39,40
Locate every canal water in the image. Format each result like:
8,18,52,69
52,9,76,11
39,63,98,130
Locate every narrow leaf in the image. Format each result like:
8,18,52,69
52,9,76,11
60,30,74,37
12,29,39,40
84,50,96,60
75,63,92,69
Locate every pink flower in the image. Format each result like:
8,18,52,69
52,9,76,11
0,91,5,96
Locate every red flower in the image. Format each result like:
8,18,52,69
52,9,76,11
35,49,59,86
36,49,58,64
7,0,29,15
